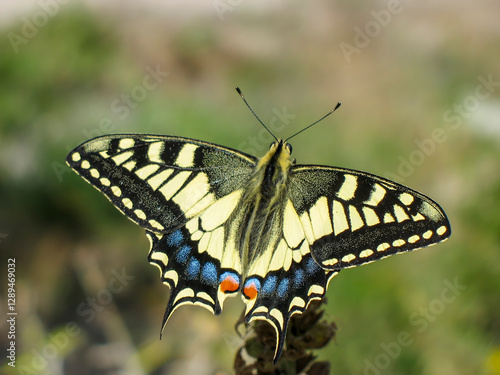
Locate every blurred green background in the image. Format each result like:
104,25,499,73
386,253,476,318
1,1,499,374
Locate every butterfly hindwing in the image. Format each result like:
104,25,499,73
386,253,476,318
242,253,338,360
146,228,242,328
289,166,451,270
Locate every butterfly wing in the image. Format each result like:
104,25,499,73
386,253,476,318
288,165,451,270
66,134,257,322
241,227,338,362
240,164,450,362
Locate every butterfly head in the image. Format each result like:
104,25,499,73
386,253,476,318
260,139,294,170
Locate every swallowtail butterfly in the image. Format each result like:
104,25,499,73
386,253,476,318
66,89,450,362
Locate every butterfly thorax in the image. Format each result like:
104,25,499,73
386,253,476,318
237,140,293,273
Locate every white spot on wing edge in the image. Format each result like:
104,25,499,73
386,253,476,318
149,251,169,267
270,309,284,328
392,239,405,247
377,242,390,252
122,198,133,209
423,230,433,239
111,186,122,197
173,287,195,304
437,225,447,236
252,305,269,315
149,220,165,231
71,152,81,162
162,270,179,286
408,235,420,243
289,296,306,309
196,291,215,305
322,258,338,266
307,284,324,296
134,209,147,220
342,253,356,263
100,178,111,186
359,249,374,258
90,168,100,178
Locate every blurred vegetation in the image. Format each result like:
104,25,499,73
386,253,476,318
0,2,499,375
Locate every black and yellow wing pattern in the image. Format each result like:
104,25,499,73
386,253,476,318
66,133,450,362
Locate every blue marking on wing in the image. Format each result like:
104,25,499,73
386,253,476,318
167,229,184,247
305,257,321,275
244,277,261,291
175,245,191,264
293,268,305,287
186,257,201,279
219,271,240,285
262,275,278,295
277,278,290,299
201,262,218,286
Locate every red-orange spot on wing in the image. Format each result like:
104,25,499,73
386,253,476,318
220,276,239,293
243,283,258,300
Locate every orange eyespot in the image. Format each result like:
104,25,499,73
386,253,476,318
243,283,259,300
220,275,240,293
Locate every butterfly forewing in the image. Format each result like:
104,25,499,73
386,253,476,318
289,166,451,270
67,134,257,233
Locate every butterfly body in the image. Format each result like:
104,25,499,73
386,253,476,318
67,133,450,362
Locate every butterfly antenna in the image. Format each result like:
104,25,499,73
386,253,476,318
236,87,278,142
285,102,341,142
